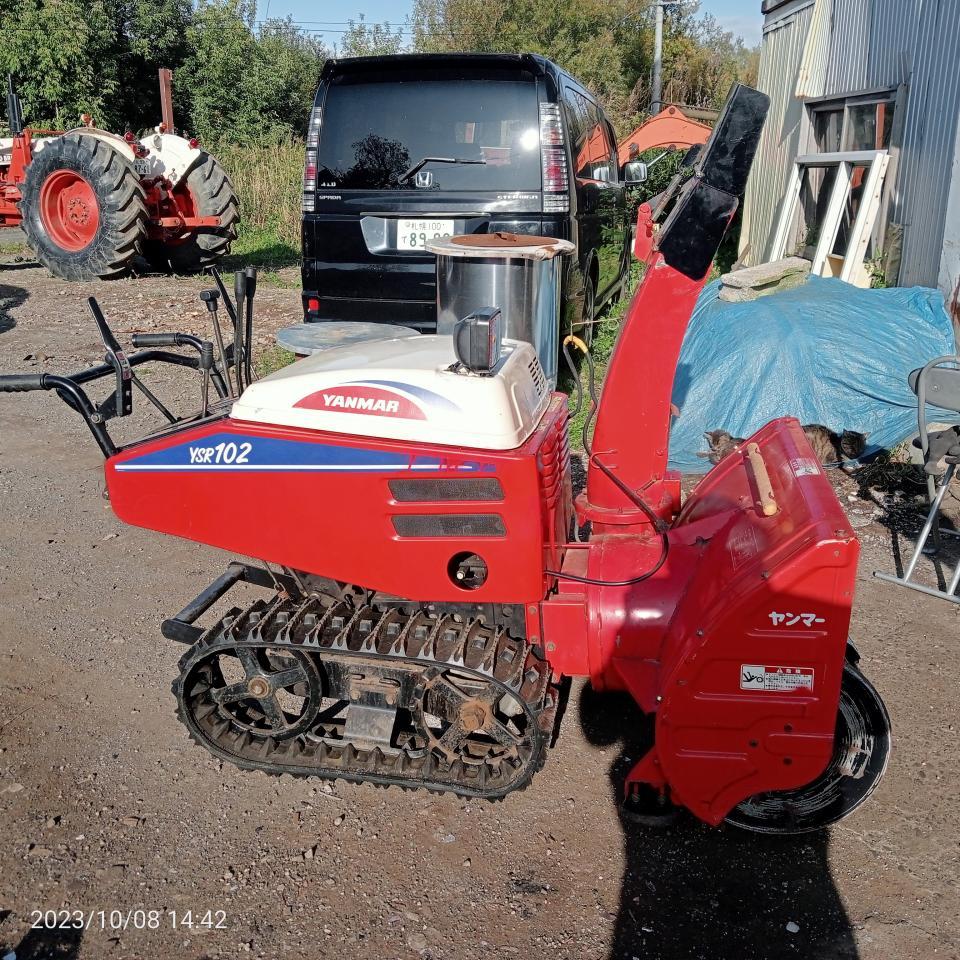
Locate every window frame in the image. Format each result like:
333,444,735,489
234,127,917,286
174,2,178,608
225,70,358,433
806,87,899,154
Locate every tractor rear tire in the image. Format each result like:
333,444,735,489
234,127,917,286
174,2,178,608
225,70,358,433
147,152,239,274
19,133,147,281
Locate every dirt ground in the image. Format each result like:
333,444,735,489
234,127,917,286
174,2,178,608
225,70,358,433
1,251,958,960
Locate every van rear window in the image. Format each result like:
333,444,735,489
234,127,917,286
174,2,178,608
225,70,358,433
315,79,541,192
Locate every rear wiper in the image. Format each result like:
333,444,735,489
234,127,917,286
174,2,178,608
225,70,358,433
398,156,486,184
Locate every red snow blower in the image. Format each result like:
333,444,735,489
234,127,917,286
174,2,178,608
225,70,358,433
0,85,890,833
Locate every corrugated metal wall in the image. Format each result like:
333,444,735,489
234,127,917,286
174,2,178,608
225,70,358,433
742,0,960,292
795,0,831,98
740,1,815,263
896,0,960,288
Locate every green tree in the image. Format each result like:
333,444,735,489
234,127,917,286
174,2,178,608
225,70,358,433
252,18,328,139
179,1,326,144
0,0,120,128
112,0,194,132
178,0,259,142
338,15,404,58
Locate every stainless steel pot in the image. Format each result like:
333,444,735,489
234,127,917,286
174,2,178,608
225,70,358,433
427,234,574,386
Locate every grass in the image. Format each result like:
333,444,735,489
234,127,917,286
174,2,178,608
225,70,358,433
214,139,303,279
254,345,296,379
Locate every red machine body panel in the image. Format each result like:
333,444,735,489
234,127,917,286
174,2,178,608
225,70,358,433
105,396,572,604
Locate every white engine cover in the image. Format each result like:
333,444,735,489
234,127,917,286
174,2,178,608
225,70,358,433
134,131,203,186
231,335,551,451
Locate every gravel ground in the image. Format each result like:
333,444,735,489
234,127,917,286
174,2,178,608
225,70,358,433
0,254,958,960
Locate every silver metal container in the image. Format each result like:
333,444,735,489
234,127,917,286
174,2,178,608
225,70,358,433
427,234,574,386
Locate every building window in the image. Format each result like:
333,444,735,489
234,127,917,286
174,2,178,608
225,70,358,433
809,91,897,153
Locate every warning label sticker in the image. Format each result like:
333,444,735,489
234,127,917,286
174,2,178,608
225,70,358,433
790,457,821,477
740,664,815,692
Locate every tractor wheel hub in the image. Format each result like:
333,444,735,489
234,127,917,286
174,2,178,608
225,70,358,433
67,197,90,225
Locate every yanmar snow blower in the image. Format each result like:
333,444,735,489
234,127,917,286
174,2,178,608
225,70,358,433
0,85,890,833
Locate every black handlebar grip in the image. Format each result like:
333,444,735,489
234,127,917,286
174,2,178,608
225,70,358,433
0,373,46,392
199,341,214,369
131,333,180,348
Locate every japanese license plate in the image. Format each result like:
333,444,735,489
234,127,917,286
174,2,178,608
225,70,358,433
396,219,454,251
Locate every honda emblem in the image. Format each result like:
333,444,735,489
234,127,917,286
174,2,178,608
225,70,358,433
415,170,433,188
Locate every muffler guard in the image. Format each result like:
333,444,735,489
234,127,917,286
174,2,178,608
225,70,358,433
608,419,861,825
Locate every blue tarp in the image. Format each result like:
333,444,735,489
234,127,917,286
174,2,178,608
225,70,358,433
668,276,958,472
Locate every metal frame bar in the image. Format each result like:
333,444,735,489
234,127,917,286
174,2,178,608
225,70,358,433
161,562,301,644
795,150,883,166
4,347,228,460
840,152,890,282
811,160,852,274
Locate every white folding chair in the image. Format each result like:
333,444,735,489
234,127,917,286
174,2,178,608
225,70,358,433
874,356,960,602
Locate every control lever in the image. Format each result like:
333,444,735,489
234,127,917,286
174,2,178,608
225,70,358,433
199,289,234,398
234,270,246,389
243,266,257,384
199,341,213,417
86,297,132,418
208,266,242,391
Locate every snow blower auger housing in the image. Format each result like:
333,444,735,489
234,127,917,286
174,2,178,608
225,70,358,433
0,85,890,833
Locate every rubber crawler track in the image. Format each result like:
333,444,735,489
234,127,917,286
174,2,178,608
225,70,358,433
173,594,561,800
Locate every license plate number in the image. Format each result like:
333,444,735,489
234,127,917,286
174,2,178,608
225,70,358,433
133,158,150,175
396,219,454,250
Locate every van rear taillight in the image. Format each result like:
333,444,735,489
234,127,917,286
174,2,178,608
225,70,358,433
539,103,569,213
303,103,323,212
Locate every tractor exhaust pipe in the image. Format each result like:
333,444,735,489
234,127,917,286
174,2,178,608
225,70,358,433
6,74,23,137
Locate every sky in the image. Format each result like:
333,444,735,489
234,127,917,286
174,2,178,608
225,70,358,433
258,0,764,48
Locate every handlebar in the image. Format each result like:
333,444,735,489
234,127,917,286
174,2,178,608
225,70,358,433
0,340,230,459
0,373,46,392
132,333,187,348
131,332,212,353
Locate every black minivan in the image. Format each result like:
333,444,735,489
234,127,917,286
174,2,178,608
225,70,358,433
301,53,636,340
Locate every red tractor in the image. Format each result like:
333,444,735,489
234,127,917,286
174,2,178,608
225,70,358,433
0,73,238,280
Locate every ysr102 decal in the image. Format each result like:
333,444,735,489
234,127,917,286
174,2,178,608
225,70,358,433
189,441,252,465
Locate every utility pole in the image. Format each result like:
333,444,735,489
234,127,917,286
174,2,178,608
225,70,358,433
651,0,683,115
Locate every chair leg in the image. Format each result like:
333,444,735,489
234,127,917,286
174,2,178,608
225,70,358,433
905,463,957,580
926,474,941,554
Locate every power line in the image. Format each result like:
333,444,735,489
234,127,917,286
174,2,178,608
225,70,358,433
255,23,415,35
253,19,411,28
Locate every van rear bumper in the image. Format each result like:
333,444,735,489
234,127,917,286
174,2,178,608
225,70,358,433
302,294,436,331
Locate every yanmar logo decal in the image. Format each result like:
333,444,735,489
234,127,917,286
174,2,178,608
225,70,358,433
295,385,426,420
